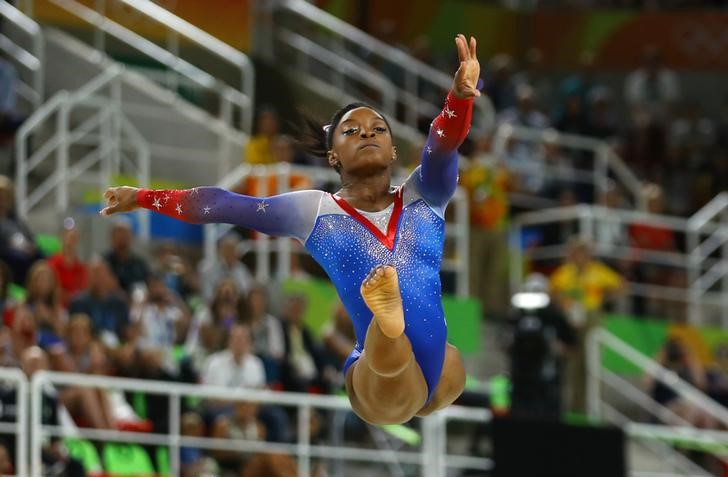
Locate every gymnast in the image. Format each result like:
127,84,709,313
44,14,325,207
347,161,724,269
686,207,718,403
100,34,480,425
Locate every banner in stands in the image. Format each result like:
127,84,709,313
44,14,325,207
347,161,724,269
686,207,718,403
320,0,728,71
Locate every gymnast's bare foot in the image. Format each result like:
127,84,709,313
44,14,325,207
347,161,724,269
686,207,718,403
361,265,405,339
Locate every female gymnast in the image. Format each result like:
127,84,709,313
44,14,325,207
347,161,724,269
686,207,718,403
101,34,480,425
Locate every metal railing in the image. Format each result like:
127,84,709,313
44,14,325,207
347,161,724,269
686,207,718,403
509,204,728,325
0,368,28,477
493,124,645,210
687,192,728,327
29,371,491,477
587,328,728,476
0,0,43,112
268,0,494,140
15,66,151,238
203,163,471,297
22,0,254,135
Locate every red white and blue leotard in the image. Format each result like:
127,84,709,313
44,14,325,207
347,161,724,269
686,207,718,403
136,92,473,400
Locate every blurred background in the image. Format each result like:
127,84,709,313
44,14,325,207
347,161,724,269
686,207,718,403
0,0,727,475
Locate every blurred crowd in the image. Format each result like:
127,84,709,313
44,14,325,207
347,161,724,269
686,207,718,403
0,175,361,476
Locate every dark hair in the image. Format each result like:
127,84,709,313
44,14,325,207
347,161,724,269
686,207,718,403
295,102,393,172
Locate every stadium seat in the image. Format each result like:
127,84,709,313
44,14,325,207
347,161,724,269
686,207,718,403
64,438,102,475
102,443,155,476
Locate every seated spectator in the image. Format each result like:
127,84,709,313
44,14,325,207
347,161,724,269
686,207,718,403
244,107,281,165
498,84,550,130
0,55,26,137
24,260,66,348
104,217,149,295
0,260,11,319
0,175,40,285
0,347,85,477
586,86,618,140
241,453,299,477
201,324,288,442
210,401,266,473
484,54,516,112
280,294,327,393
47,219,88,307
198,234,254,302
187,278,243,367
647,338,715,428
65,313,94,372
68,257,130,346
131,272,190,355
321,301,355,368
180,412,218,477
0,304,37,368
154,241,197,301
243,285,285,383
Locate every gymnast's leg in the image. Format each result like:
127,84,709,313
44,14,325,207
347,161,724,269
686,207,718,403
345,265,428,425
416,343,466,417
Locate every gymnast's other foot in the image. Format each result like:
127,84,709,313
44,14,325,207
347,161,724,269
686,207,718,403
361,265,405,339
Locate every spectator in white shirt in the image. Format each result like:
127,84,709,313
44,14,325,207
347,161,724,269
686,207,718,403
243,285,285,384
202,323,265,390
625,46,680,127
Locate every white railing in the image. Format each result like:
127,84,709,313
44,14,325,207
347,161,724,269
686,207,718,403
687,192,728,327
0,368,28,477
23,0,254,134
203,163,471,297
494,124,645,210
30,371,491,477
15,67,151,238
0,0,43,112
587,328,728,476
269,0,494,138
509,204,728,325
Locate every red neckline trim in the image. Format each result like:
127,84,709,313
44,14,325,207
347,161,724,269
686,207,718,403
331,188,403,251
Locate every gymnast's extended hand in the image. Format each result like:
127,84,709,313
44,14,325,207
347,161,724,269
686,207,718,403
100,186,140,216
451,34,480,100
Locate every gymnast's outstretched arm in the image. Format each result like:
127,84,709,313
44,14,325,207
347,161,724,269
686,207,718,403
412,35,478,214
101,186,322,242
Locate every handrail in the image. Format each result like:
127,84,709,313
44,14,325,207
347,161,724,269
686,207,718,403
587,328,728,427
276,0,495,134
41,0,253,133
0,0,43,110
0,367,28,477
494,124,644,209
30,370,491,477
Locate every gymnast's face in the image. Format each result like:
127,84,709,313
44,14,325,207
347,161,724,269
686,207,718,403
328,107,396,175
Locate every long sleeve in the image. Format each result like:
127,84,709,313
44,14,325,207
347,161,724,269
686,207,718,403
136,187,323,242
412,92,473,213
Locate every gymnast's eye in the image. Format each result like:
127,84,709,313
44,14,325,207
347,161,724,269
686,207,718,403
374,126,387,133
343,127,358,136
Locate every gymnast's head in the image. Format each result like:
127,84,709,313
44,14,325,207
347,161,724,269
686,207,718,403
297,103,396,177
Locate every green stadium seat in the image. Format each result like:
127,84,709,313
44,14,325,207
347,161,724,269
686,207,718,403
64,438,102,474
102,443,155,476
156,447,169,477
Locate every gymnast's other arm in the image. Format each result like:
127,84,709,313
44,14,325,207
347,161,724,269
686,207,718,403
100,186,321,241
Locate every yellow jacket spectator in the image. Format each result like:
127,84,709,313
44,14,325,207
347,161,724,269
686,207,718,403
244,108,280,165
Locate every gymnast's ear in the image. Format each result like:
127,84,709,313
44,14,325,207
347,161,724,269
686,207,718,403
327,150,337,167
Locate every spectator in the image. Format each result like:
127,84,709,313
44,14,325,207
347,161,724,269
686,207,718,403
625,46,680,128
586,86,619,140
513,48,554,115
104,217,149,295
65,313,94,372
47,219,88,307
0,55,25,137
187,278,243,369
550,239,623,412
68,257,130,346
647,338,715,428
460,144,511,319
210,401,266,474
280,294,327,393
131,272,190,353
202,323,289,443
553,90,589,136
321,301,355,368
198,234,254,302
498,84,550,130
202,323,265,393
484,54,516,112
244,107,281,165
0,175,40,285
24,260,66,348
243,285,285,381
154,241,197,301
241,453,299,477
0,445,10,477
179,412,218,477
557,52,600,119
0,304,37,367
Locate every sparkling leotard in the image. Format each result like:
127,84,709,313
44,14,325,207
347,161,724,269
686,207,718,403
136,92,473,400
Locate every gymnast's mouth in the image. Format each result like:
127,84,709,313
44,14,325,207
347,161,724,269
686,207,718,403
358,143,380,150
